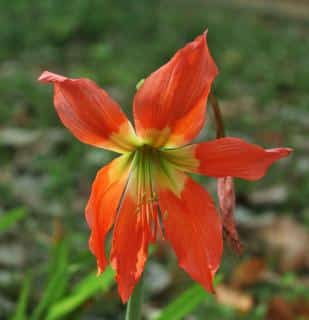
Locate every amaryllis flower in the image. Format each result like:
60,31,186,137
38,32,292,302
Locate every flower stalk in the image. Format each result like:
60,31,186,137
125,275,144,320
209,92,243,253
209,92,225,138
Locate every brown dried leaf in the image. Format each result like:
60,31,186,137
230,257,266,288
267,297,309,320
267,297,294,320
259,216,309,272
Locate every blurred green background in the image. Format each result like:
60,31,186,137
0,0,308,319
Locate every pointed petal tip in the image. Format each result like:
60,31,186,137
192,30,208,49
115,272,134,303
119,289,130,304
268,147,293,158
198,272,215,294
96,259,107,276
209,282,216,294
38,70,67,83
200,29,208,42
283,147,293,155
96,266,103,276
37,70,53,83
281,147,293,157
197,30,219,77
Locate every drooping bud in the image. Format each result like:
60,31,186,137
217,176,243,254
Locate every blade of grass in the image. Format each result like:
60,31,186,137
154,275,222,320
153,284,209,320
46,240,155,319
10,273,31,320
0,208,26,233
125,275,144,320
46,266,115,320
31,239,69,320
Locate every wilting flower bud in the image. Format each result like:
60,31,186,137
217,176,243,254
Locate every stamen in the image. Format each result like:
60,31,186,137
134,145,164,241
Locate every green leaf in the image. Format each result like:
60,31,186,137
0,208,27,233
153,284,210,320
31,239,69,320
154,276,223,320
10,273,31,320
46,267,115,320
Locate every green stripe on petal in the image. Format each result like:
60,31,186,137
161,145,199,173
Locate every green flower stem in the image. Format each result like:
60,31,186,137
125,275,144,320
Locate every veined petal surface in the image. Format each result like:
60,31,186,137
39,71,139,153
157,171,223,293
110,159,155,303
85,154,132,273
193,137,292,180
133,32,218,147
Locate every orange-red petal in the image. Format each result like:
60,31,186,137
38,71,139,153
194,138,292,180
158,175,223,293
133,32,218,147
85,154,131,273
110,179,152,303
